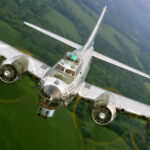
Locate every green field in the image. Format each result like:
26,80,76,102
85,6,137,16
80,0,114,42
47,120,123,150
0,77,133,150
0,77,85,150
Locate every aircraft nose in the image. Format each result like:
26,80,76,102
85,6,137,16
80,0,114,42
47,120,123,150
46,85,62,99
39,85,62,108
40,85,62,99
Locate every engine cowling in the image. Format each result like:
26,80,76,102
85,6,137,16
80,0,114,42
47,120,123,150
92,92,116,125
0,56,29,83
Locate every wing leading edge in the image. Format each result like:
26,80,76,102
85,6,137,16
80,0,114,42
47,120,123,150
0,41,50,79
78,82,150,119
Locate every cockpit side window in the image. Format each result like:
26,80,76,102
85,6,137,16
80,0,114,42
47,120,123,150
55,64,65,71
65,69,75,76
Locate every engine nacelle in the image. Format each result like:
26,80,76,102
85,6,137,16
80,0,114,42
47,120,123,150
0,55,29,83
92,92,116,125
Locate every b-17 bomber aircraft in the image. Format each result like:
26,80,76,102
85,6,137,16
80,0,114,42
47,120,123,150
1,6,150,135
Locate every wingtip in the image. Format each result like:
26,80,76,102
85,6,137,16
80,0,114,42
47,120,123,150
24,21,31,27
24,21,29,25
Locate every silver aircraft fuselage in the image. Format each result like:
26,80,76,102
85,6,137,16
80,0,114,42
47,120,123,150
38,46,93,117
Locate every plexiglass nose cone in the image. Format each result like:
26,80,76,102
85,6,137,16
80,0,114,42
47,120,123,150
44,85,62,99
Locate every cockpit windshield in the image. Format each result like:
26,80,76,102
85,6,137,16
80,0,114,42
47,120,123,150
45,52,81,84
55,64,65,72
49,69,74,84
55,62,75,77
65,69,75,76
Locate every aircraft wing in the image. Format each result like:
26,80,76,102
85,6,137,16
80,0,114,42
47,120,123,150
92,51,150,79
24,22,82,49
78,82,150,119
0,41,50,79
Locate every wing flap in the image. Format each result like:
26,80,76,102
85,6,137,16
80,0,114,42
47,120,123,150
92,51,150,79
78,82,150,119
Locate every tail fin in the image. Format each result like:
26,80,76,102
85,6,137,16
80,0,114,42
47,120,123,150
82,6,107,52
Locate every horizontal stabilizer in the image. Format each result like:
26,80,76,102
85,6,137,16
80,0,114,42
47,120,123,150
92,51,150,79
24,22,81,49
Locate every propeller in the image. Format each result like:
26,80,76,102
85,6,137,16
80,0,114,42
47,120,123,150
0,65,17,83
92,106,112,125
